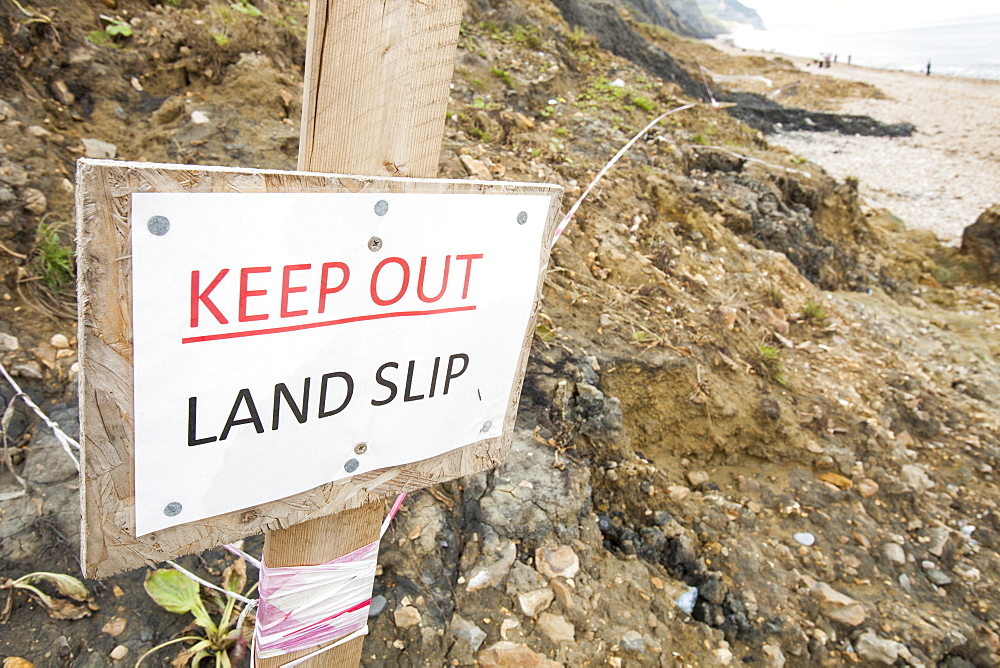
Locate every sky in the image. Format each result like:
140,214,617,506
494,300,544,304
743,0,1000,32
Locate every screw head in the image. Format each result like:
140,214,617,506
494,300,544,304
354,442,368,455
344,458,360,473
481,421,493,432
368,236,383,252
164,501,182,517
516,211,528,225
374,200,389,216
148,215,170,236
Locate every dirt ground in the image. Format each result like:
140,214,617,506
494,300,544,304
1,0,1000,666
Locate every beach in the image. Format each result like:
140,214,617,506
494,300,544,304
710,40,1000,245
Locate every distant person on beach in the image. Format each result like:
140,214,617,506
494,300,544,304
847,55,852,65
834,54,838,64
927,60,932,75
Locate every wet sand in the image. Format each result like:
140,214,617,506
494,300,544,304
709,40,1000,245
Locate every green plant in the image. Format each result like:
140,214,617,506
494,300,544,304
801,300,827,321
470,97,488,109
138,562,251,667
631,95,655,112
467,126,489,142
755,343,787,386
691,133,708,145
32,222,74,290
212,32,230,46
102,15,133,37
490,66,513,88
230,0,262,17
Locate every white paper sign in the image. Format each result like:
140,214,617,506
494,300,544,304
130,191,550,535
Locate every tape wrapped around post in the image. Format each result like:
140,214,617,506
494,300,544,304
233,493,406,667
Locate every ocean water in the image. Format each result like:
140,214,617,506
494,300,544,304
727,15,1000,80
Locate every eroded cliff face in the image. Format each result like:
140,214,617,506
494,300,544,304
697,0,766,31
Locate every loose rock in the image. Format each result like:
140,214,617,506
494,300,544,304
535,545,579,580
812,582,866,626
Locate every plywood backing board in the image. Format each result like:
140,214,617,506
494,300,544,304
76,159,562,579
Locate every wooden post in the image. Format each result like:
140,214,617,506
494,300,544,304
258,0,464,665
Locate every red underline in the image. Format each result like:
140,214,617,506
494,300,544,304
181,305,477,344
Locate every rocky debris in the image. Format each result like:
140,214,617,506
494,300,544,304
518,587,554,616
898,464,935,495
535,612,575,643
855,630,909,665
393,605,422,629
478,641,562,667
962,203,1000,281
811,582,867,627
465,540,517,592
459,154,493,181
534,546,580,580
81,138,117,159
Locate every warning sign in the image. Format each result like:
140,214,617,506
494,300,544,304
130,190,553,534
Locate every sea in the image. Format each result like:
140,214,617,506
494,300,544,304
726,14,1000,81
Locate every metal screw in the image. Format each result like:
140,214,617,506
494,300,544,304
516,211,528,225
368,236,383,252
374,200,389,216
481,421,493,432
344,458,360,473
163,501,182,517
148,215,170,236
354,442,368,455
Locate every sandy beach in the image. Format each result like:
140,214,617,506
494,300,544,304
709,40,1000,245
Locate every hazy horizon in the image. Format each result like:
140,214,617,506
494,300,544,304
741,0,999,32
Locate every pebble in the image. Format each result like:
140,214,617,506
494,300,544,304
20,187,46,215
610,77,626,88
50,334,69,349
81,138,117,159
393,605,422,629
884,543,906,565
191,110,211,124
477,641,561,668
517,587,554,616
459,155,493,181
855,630,906,665
674,586,698,614
857,478,879,497
621,629,645,652
12,361,42,379
926,569,953,586
368,594,387,617
793,532,816,546
686,470,710,487
109,645,128,661
101,617,127,637
535,612,574,642
762,642,786,667
449,614,486,652
811,582,866,626
466,541,516,592
667,484,691,502
0,333,19,351
50,80,74,106
900,464,935,494
535,545,579,579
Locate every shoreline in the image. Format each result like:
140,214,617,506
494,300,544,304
706,37,1000,246
708,37,1000,84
